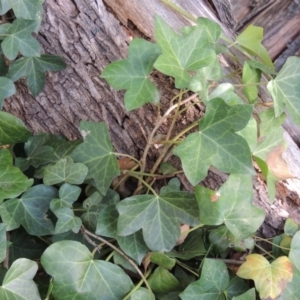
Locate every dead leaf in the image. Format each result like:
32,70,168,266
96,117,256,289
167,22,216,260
176,224,190,246
118,157,136,170
266,145,293,180
142,252,152,272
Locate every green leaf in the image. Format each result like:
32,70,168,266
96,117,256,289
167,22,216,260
0,224,6,263
47,138,82,161
101,38,161,110
267,56,300,124
50,184,82,234
117,192,199,251
247,60,277,75
41,240,133,300
148,267,180,294
150,252,176,270
196,175,265,240
284,218,299,236
167,228,206,260
96,204,119,238
226,276,249,299
130,287,155,300
8,54,66,96
0,0,43,20
43,156,88,185
279,267,300,300
259,108,286,137
180,258,229,300
0,77,16,108
160,162,178,175
154,16,216,89
0,258,40,299
174,98,254,185
160,178,181,194
71,121,120,195
0,149,33,202
0,112,31,145
0,184,57,235
236,25,274,68
242,61,261,103
0,19,40,60
232,288,256,300
289,231,300,270
209,83,244,105
237,117,257,152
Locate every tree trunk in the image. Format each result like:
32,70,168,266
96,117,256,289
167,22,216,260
4,0,300,235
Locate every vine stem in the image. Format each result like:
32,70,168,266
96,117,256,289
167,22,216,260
254,235,291,251
81,227,152,292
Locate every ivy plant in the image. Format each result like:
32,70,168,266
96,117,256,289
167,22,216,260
1,0,300,299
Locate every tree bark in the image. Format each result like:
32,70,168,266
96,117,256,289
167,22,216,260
4,0,300,235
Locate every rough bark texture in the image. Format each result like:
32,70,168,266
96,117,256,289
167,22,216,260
3,0,300,235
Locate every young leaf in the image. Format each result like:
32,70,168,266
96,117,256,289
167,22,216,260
101,38,161,110
0,0,43,20
116,192,199,251
174,98,254,185
8,55,66,96
0,149,33,202
0,19,40,60
0,258,40,300
71,121,120,195
237,254,293,300
267,56,300,124
180,258,229,299
154,16,216,89
0,77,16,108
0,112,31,145
0,184,57,235
236,25,274,68
196,174,265,240
43,156,88,185
242,61,261,103
148,267,180,294
41,241,133,300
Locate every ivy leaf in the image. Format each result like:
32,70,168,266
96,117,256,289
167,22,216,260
196,175,265,240
0,224,6,263
237,254,293,299
101,38,161,110
117,192,199,251
0,19,40,60
0,0,43,20
71,121,120,195
131,288,155,300
0,149,33,202
96,204,119,238
242,61,261,103
0,112,31,145
247,60,277,75
0,77,16,108
8,54,66,96
41,241,133,300
174,98,254,186
150,252,176,270
43,156,88,185
289,231,300,270
279,267,300,300
0,184,57,235
284,218,298,236
180,258,229,299
148,267,180,294
232,288,256,300
209,83,244,105
259,108,286,138
267,56,300,124
50,184,82,234
154,16,216,89
236,25,274,68
0,258,40,300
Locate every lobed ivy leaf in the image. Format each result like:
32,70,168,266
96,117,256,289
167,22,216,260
0,184,57,236
0,18,40,60
101,38,161,110
8,54,66,96
267,56,300,124
41,240,133,300
0,0,43,20
117,192,199,251
71,121,120,195
0,77,16,108
43,156,88,186
237,254,293,299
196,175,265,240
236,25,274,68
0,258,40,300
174,98,254,186
0,224,6,263
154,16,216,89
242,61,261,103
0,149,33,202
